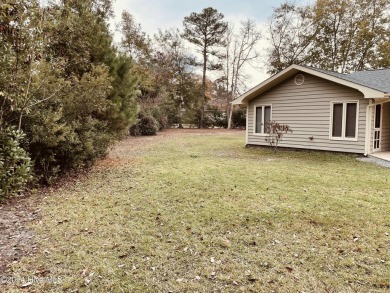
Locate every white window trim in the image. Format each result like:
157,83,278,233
253,104,272,136
329,100,359,141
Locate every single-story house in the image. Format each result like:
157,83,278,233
232,64,390,158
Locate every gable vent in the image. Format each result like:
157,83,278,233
295,74,305,85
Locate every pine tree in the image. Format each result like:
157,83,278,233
182,7,227,128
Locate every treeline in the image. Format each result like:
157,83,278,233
0,1,260,198
268,0,390,74
0,0,138,197
120,8,260,132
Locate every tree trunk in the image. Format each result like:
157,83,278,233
200,48,207,128
18,112,23,132
178,98,183,128
227,104,233,129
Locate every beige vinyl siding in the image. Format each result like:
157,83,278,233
381,102,390,151
247,72,367,153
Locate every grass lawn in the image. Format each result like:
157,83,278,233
4,129,390,292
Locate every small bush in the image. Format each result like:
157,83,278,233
190,107,227,128
0,128,32,199
150,107,169,130
232,108,246,128
265,121,293,151
209,108,227,128
130,114,160,136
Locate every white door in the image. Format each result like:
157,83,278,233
373,104,382,152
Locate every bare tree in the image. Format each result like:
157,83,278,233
224,19,262,129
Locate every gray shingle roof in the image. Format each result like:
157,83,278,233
348,69,390,93
302,65,390,94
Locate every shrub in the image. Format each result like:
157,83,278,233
264,121,293,151
231,108,246,128
150,107,169,130
181,108,199,128
188,107,227,128
130,114,160,136
209,108,227,128
26,104,113,184
0,128,32,199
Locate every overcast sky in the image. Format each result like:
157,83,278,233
111,0,312,87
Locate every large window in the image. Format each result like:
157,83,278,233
255,105,271,134
330,101,358,140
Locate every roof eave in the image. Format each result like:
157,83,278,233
232,64,386,105
365,91,386,99
232,65,299,105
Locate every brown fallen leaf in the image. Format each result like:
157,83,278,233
21,282,33,288
35,266,50,277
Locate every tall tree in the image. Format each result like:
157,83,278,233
376,40,390,68
182,7,227,128
50,1,139,137
105,54,139,137
120,11,151,62
0,0,139,183
312,0,390,72
267,0,390,74
119,12,176,129
154,29,197,128
0,0,68,131
224,19,262,128
267,2,318,74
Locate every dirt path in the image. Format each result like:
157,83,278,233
0,129,243,275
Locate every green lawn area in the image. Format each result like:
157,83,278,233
6,130,390,292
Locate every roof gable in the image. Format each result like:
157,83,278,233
233,65,388,105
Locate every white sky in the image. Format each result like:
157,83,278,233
110,0,313,89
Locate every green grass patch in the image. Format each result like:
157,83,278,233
5,131,390,292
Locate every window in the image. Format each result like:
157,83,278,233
255,105,271,134
330,101,358,140
375,104,381,129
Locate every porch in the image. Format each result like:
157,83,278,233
367,100,390,160
370,151,390,162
